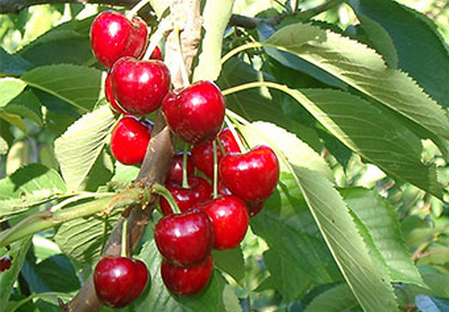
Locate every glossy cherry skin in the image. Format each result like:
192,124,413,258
110,116,152,165
0,256,12,272
191,128,241,178
199,195,249,250
154,207,214,266
111,57,171,116
150,46,163,61
246,200,264,217
220,145,279,202
162,81,225,144
94,256,148,308
90,11,148,68
105,72,127,114
165,151,195,184
159,177,212,216
161,255,213,296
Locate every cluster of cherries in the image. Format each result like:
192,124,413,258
88,8,280,308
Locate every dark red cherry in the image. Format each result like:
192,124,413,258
162,81,225,144
161,255,213,296
105,72,127,114
246,200,264,217
191,128,241,178
94,256,148,308
110,116,152,165
111,57,171,116
154,208,214,266
90,11,148,68
165,151,195,184
159,176,212,216
220,145,279,202
0,256,12,272
199,195,249,250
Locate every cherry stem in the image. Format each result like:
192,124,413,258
153,183,181,214
120,217,129,258
224,115,247,153
126,0,149,20
212,140,218,199
173,24,190,88
182,143,190,189
217,137,226,155
142,17,172,60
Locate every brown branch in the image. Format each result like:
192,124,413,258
58,1,203,311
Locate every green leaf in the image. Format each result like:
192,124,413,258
342,188,425,286
0,47,34,76
21,64,103,112
293,166,399,312
250,172,342,301
416,295,449,312
0,78,27,107
0,163,67,219
212,248,245,285
303,283,358,312
0,239,32,308
2,90,44,126
404,265,449,298
54,207,122,264
54,105,116,190
136,240,227,312
350,14,398,68
0,136,8,155
241,121,333,181
193,0,236,82
296,88,444,198
346,0,449,106
264,22,449,144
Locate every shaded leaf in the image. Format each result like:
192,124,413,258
212,248,245,285
264,23,449,144
342,188,425,286
2,90,44,126
21,64,103,112
0,78,27,107
304,283,358,312
416,295,449,312
346,0,449,106
54,105,116,190
0,47,34,76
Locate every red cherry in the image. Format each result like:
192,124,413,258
90,11,148,68
110,116,152,165
162,81,225,144
111,57,171,116
94,256,148,308
165,151,195,185
154,208,214,266
159,176,212,216
191,128,241,178
199,195,249,250
0,256,12,272
150,46,163,61
220,145,279,202
161,255,213,296
105,72,127,114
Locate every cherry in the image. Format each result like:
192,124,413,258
90,11,148,68
159,176,212,216
246,200,264,217
94,256,148,308
0,256,12,272
165,151,195,185
105,72,127,114
110,116,152,165
199,195,249,250
111,57,171,116
220,145,279,202
150,46,163,61
191,128,241,178
161,255,213,296
154,207,214,266
162,81,225,144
